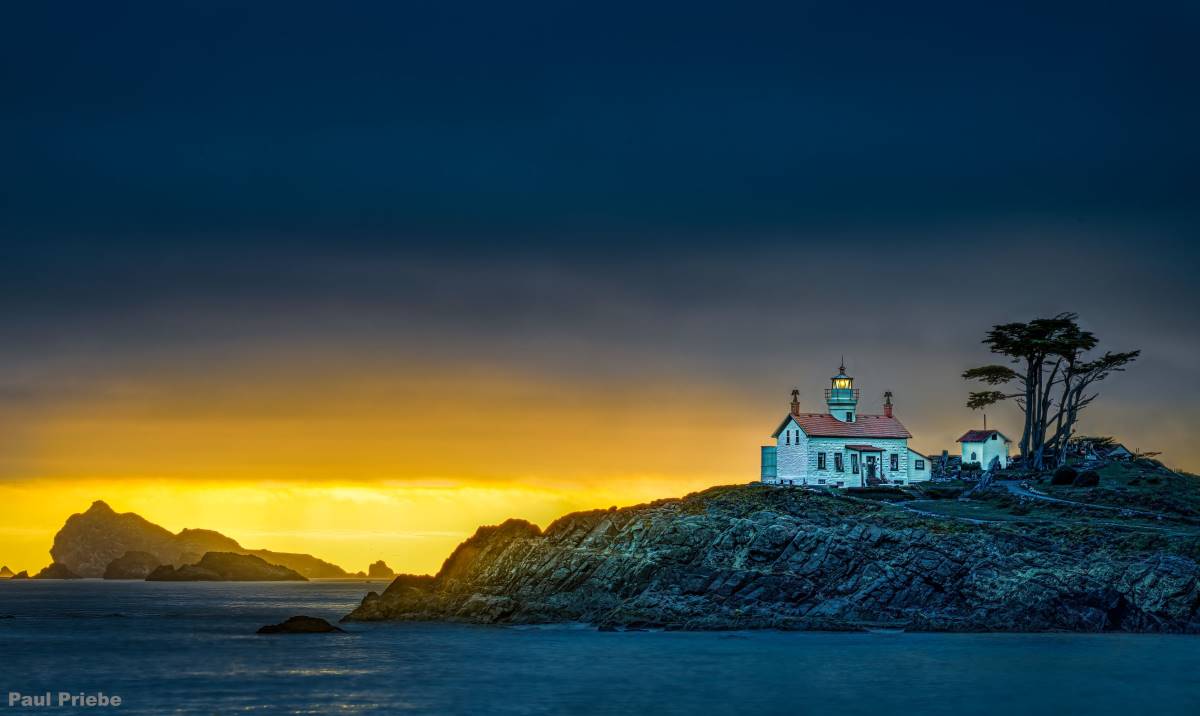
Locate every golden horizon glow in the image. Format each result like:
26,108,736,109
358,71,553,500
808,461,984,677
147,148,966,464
0,474,732,576
0,364,765,573
2,359,1181,575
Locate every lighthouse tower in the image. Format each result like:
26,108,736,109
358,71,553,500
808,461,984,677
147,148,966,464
826,361,859,422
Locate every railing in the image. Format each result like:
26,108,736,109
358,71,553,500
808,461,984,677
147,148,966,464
824,388,861,401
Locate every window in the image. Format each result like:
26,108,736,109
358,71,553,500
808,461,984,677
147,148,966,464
834,453,844,472
817,478,826,485
851,453,860,474
971,451,978,461
817,452,827,470
890,454,899,471
845,411,853,422
915,459,926,470
991,434,998,441
785,431,790,446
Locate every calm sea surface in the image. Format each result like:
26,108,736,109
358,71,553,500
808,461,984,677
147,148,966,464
1,580,1197,715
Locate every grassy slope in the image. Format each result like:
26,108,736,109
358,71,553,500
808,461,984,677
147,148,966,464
892,462,1200,551
1038,461,1200,517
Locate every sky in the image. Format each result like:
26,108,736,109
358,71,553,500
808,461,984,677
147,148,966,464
1,1,1198,574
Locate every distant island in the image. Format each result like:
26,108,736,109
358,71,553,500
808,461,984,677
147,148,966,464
8,500,404,581
39,501,349,579
346,476,1200,633
147,552,307,581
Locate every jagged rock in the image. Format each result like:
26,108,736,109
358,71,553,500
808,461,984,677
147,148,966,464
0,565,13,578
103,551,162,580
345,485,1200,633
257,615,344,634
146,552,307,581
368,560,396,579
33,562,81,579
49,500,347,578
10,570,29,579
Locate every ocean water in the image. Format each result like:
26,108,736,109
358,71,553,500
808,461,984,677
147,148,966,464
0,581,1197,715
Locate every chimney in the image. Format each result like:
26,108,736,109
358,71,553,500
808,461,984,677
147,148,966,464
883,391,893,418
790,388,800,417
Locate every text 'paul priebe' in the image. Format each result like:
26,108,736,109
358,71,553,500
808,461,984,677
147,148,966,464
8,693,122,708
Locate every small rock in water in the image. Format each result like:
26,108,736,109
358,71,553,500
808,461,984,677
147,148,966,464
256,615,344,634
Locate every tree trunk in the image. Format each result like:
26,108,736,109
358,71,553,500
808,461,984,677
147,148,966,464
1019,356,1038,461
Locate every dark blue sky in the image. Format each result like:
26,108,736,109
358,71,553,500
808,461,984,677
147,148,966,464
2,1,1199,470
3,1,1197,242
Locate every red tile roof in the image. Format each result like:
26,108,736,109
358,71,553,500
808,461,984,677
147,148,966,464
956,429,1012,443
773,413,912,439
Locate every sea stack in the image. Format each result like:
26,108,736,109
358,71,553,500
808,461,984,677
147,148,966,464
257,616,344,634
368,560,396,579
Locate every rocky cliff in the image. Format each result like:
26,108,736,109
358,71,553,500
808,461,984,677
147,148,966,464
51,501,347,578
33,562,81,579
346,485,1200,632
103,551,163,579
146,552,306,581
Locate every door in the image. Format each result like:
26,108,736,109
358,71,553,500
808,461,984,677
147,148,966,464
865,455,877,482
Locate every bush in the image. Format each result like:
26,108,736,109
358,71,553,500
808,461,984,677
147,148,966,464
1051,466,1078,485
1009,503,1032,516
1073,470,1100,487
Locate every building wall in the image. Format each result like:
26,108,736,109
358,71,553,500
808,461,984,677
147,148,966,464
827,401,857,423
760,446,777,480
907,449,932,482
961,437,1010,469
806,437,912,487
773,418,810,484
768,417,922,487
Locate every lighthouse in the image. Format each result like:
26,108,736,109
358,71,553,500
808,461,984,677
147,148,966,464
762,362,932,488
826,361,859,423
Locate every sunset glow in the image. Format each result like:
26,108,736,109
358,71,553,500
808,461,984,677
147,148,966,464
0,350,1185,574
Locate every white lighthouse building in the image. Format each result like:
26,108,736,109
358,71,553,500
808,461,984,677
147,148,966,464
760,364,931,488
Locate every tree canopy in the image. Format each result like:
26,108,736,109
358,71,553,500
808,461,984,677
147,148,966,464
962,313,1138,469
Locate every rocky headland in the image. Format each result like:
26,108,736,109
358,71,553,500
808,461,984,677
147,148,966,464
345,484,1200,633
50,501,347,578
146,552,307,581
0,566,13,579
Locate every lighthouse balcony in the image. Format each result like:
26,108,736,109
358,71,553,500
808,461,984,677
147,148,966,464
824,388,860,402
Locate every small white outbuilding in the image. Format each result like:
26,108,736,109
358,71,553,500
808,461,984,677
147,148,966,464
957,429,1012,470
